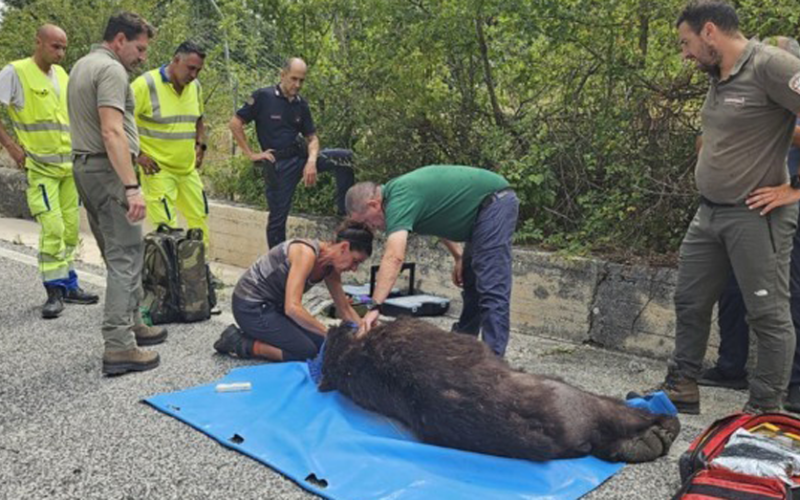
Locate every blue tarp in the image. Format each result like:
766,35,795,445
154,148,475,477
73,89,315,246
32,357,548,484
145,363,658,500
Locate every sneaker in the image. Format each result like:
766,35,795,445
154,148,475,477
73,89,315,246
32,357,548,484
784,385,800,414
42,286,65,319
102,348,160,375
63,287,100,305
214,324,254,358
697,366,748,390
629,370,700,415
742,401,782,415
132,324,168,346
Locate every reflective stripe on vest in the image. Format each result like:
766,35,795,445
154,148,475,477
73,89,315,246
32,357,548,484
8,58,71,167
136,69,201,172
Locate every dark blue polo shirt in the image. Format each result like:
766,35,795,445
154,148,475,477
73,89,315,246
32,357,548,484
236,84,315,152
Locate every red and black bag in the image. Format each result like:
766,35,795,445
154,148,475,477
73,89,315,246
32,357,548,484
674,412,800,499
673,468,790,499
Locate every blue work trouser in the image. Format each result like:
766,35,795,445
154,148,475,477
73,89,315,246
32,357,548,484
452,190,520,357
260,149,355,248
714,203,800,387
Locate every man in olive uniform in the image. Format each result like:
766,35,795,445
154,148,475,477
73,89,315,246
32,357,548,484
0,24,99,318
640,1,800,414
69,12,166,375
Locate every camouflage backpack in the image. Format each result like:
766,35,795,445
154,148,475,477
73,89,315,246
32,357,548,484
142,225,215,324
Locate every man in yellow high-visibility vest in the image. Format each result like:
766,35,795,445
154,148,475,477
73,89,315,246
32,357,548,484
132,41,210,251
0,24,99,319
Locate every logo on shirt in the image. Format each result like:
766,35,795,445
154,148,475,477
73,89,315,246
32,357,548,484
270,114,282,120
790,72,800,96
723,96,746,107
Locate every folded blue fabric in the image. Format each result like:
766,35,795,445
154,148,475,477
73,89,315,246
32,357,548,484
625,391,678,417
146,363,632,500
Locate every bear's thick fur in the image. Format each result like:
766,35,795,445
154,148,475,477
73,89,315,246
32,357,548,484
319,317,680,463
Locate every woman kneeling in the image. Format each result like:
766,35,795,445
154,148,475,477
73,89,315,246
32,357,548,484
214,220,373,361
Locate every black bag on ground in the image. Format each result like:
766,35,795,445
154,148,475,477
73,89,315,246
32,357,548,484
142,225,213,324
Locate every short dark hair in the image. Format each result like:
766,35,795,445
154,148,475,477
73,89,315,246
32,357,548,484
175,41,206,59
335,220,374,257
676,1,739,34
102,12,155,42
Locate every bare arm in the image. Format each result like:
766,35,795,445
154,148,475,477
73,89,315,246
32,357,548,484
372,231,408,304
440,238,464,287
325,271,360,323
359,230,408,334
303,133,320,187
285,243,328,335
195,117,206,169
0,119,24,168
229,115,274,162
99,106,144,222
793,124,800,149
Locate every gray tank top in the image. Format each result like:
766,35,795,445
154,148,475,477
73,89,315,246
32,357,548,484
233,239,322,305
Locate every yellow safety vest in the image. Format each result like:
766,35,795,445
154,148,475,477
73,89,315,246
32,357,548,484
8,58,71,174
133,68,202,174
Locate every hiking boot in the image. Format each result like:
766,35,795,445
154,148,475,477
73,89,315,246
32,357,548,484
742,401,782,415
697,366,748,391
42,286,65,319
102,348,160,375
628,371,700,415
784,385,800,414
214,324,254,358
132,324,168,346
63,287,100,305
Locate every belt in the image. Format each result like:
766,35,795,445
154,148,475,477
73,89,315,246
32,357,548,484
272,143,304,161
480,188,514,210
699,196,743,208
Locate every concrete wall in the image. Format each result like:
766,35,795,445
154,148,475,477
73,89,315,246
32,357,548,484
189,198,698,360
0,165,720,360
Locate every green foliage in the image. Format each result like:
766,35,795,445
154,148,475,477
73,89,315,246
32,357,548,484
1,0,797,258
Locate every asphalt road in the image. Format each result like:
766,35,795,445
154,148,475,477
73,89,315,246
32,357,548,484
0,238,749,500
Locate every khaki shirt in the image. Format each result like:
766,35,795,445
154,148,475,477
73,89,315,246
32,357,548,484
697,40,800,204
67,45,139,155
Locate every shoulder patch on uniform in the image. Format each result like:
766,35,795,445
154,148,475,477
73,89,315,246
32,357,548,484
790,72,800,95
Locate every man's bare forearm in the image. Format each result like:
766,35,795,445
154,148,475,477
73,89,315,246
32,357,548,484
440,239,462,259
103,130,137,185
306,134,319,163
229,116,253,157
196,117,205,144
0,121,17,150
373,254,404,304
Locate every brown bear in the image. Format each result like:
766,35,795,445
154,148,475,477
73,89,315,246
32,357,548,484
318,317,680,463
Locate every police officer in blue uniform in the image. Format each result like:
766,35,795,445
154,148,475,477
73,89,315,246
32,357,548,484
229,57,354,248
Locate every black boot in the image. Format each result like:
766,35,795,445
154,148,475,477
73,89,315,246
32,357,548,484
63,287,99,304
42,286,65,319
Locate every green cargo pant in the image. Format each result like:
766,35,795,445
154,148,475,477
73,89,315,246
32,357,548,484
72,155,142,352
672,201,799,408
26,166,79,283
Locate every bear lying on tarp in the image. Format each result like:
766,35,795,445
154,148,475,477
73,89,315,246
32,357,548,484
318,317,680,463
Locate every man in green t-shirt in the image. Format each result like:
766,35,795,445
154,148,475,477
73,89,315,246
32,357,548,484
345,165,519,356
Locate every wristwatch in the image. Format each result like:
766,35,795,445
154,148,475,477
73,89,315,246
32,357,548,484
366,301,382,312
791,175,800,190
